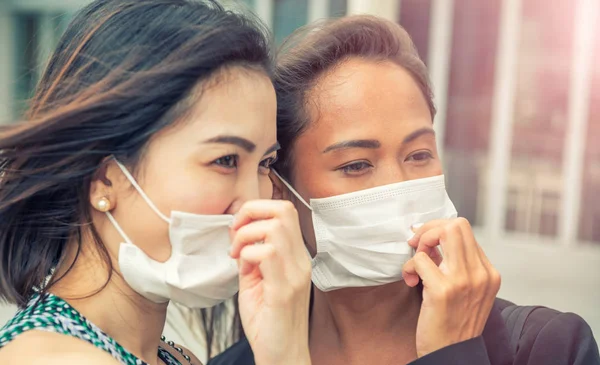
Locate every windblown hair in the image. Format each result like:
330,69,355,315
0,0,273,356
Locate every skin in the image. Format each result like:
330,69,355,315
273,58,500,365
0,68,312,365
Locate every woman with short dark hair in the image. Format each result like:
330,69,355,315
210,15,600,365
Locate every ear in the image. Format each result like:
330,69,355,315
89,158,118,213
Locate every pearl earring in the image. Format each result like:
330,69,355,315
96,197,111,212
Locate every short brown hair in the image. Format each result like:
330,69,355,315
274,15,435,179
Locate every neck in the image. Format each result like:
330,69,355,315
51,240,167,364
309,281,421,357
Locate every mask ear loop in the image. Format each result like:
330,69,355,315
272,170,317,262
271,170,312,211
112,158,171,223
103,157,171,245
105,211,134,244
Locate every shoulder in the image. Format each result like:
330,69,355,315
522,306,596,344
0,330,120,365
499,300,600,364
208,337,253,365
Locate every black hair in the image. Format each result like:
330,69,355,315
0,0,272,355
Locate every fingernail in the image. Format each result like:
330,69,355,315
410,223,424,232
228,215,237,228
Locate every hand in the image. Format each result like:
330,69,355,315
402,218,501,358
230,200,312,365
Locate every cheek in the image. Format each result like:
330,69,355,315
425,159,444,177
167,179,234,215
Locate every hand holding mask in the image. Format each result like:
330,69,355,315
403,218,501,358
229,200,312,365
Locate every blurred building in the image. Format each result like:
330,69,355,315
0,0,598,345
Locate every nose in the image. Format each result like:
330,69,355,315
377,160,408,185
227,173,262,214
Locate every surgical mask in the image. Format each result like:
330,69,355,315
273,172,457,292
106,160,239,308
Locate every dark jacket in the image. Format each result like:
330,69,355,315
208,298,599,365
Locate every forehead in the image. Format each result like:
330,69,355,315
304,58,432,138
171,68,276,141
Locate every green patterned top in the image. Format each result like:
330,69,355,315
0,293,188,365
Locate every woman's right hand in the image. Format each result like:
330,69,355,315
402,218,501,358
230,200,312,365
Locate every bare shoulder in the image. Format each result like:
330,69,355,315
0,330,119,365
162,340,203,365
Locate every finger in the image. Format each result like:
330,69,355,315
403,252,445,288
476,244,494,271
232,201,308,271
416,224,466,270
468,238,501,331
408,219,453,247
230,219,296,267
418,246,443,266
240,244,276,264
231,219,270,259
409,222,444,266
454,217,481,266
402,249,443,286
237,241,287,288
239,244,276,275
231,200,297,231
238,258,254,276
407,240,443,266
473,243,501,298
402,258,421,287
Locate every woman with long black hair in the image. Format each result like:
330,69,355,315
0,1,312,364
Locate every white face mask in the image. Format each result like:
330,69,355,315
106,160,239,308
273,172,457,292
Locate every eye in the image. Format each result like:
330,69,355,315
258,155,278,174
338,161,373,175
213,155,238,169
405,151,433,164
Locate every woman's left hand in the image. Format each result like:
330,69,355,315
402,218,501,358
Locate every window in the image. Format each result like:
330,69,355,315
578,4,600,244
398,0,432,65
13,12,70,118
443,0,502,226
329,0,347,18
14,13,39,116
505,0,576,237
273,0,308,45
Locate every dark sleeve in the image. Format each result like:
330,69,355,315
407,309,600,365
207,338,255,365
514,309,600,365
407,336,491,365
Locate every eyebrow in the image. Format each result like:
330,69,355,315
203,135,256,153
265,142,281,156
403,127,436,144
322,139,381,153
322,127,436,154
